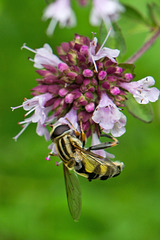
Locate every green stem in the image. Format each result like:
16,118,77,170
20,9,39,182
126,28,160,64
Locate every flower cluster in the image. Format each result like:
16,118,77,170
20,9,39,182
43,0,124,35
12,33,159,148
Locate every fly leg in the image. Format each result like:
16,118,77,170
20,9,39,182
87,134,119,151
65,118,86,148
65,118,81,138
65,158,76,169
79,120,86,148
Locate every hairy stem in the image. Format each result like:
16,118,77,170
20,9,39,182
126,28,160,64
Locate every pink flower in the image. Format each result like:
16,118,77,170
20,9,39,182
58,108,78,130
120,76,160,104
15,34,158,145
11,93,53,141
88,30,120,71
18,34,135,140
92,93,126,137
43,0,76,36
22,43,63,69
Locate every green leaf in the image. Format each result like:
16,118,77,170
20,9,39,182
112,22,126,55
125,93,154,123
147,3,160,27
118,63,135,75
123,4,149,27
99,21,126,55
99,21,108,46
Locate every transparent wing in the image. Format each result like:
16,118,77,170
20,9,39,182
74,148,115,175
63,164,81,221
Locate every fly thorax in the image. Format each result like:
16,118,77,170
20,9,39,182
50,124,72,142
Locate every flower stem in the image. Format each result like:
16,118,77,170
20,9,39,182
126,28,160,64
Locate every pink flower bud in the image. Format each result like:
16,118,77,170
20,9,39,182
85,92,94,99
67,72,77,80
110,86,120,95
107,76,117,82
97,62,103,70
83,69,93,77
85,102,95,112
65,93,74,103
98,71,107,81
83,79,90,86
72,90,81,99
58,63,69,72
125,73,133,80
80,45,88,54
59,88,68,97
102,81,110,89
88,86,95,92
116,67,123,74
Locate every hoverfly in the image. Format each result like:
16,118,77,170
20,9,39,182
49,121,124,221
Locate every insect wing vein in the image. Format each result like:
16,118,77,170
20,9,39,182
63,164,81,221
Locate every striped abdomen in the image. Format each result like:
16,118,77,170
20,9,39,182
74,150,124,181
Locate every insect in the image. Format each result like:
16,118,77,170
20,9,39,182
49,121,124,221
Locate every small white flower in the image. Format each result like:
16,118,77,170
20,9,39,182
57,108,78,130
43,0,76,36
120,76,160,104
22,43,63,69
90,0,124,29
88,30,120,71
92,93,126,137
11,93,53,141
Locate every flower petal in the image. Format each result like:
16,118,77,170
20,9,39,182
34,44,63,68
120,76,160,104
92,93,126,137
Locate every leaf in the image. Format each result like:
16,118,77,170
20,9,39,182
99,21,126,55
112,22,126,55
99,21,108,46
147,3,160,27
123,4,149,27
125,93,154,123
118,63,135,75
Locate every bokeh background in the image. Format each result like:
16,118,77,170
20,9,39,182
1,0,160,239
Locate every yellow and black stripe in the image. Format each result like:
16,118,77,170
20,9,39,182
50,123,124,181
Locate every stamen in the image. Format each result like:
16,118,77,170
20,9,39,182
97,28,112,54
46,156,51,161
24,106,37,117
91,55,98,72
13,123,30,141
21,43,36,53
46,143,55,161
91,32,96,41
56,161,62,166
18,119,30,125
28,57,34,63
11,105,23,111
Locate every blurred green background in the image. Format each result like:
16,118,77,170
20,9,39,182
1,0,160,239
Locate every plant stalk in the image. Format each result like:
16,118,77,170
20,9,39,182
126,28,160,64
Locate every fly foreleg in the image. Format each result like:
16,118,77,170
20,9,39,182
87,134,119,151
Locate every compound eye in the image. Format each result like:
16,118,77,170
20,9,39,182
50,124,70,139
